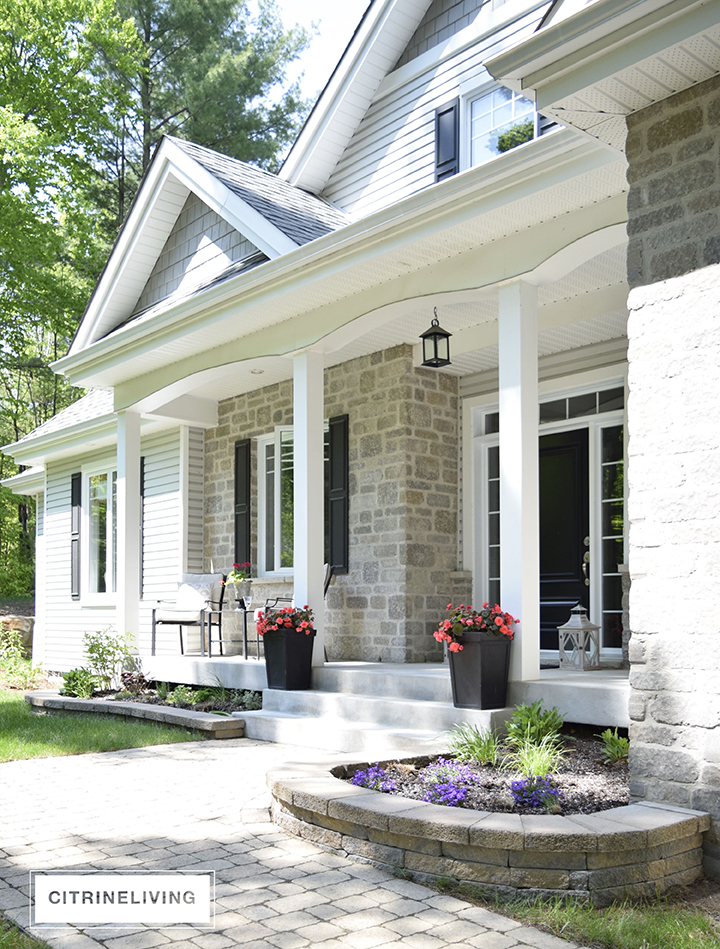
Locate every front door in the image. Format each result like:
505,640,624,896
539,429,589,650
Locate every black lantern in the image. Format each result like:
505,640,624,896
420,309,452,368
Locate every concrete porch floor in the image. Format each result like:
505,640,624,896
146,655,630,728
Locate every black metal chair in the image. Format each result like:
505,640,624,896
151,573,225,656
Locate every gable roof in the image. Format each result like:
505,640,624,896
10,390,114,447
71,136,349,355
280,0,435,193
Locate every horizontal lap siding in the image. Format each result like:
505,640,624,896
323,7,543,217
42,430,183,671
138,430,183,656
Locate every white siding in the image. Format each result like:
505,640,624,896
32,491,45,666
41,429,184,671
323,5,544,217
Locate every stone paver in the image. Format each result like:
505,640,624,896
0,739,589,949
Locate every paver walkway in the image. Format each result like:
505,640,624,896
0,739,587,949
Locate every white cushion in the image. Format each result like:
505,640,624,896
176,580,212,611
155,609,202,623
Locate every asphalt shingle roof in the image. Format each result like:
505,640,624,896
170,138,350,245
13,389,114,445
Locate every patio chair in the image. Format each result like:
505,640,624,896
151,573,225,656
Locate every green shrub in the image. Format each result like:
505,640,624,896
167,684,198,705
597,726,629,764
83,628,134,690
156,681,171,700
497,119,534,153
448,723,500,766
502,734,566,777
506,700,564,747
241,690,262,710
0,625,42,689
60,669,98,698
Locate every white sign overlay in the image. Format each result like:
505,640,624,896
32,873,213,927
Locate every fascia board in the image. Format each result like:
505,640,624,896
71,139,297,356
487,0,705,92
1,467,45,496
281,0,432,188
53,130,619,388
3,415,118,468
166,146,299,259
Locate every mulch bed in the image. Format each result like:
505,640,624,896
87,691,253,713
347,736,629,816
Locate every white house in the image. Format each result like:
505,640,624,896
4,0,720,877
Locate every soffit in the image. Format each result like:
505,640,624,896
488,0,720,152
71,142,628,390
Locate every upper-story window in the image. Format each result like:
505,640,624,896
469,87,535,168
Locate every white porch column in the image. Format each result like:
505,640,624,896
293,350,325,666
498,280,540,682
116,410,142,640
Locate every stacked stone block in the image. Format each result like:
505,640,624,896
268,762,708,907
204,344,471,662
625,74,720,877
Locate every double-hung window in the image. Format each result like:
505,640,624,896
469,86,535,168
86,468,117,595
258,427,330,574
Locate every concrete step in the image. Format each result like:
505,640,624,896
240,708,451,756
314,663,452,702
260,687,513,734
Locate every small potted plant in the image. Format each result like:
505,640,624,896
224,562,252,608
256,604,315,690
434,602,518,710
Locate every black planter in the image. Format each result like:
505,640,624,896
447,630,511,709
263,629,316,690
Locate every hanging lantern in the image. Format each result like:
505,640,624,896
420,308,452,368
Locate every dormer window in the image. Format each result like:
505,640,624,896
469,87,535,167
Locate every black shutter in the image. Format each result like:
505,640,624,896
435,98,460,182
234,439,251,565
71,473,81,600
140,456,145,598
328,414,349,574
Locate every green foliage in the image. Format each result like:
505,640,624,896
448,723,500,766
156,681,171,700
505,700,564,748
167,684,198,705
502,734,567,777
0,687,201,761
496,119,534,153
241,690,262,710
597,727,630,764
83,628,134,690
0,624,42,689
60,668,98,698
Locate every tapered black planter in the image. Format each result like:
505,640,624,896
263,629,316,690
447,631,511,709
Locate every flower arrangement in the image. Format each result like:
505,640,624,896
224,562,252,585
256,604,315,636
434,602,518,652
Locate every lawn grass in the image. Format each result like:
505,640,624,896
436,879,720,949
0,689,203,761
0,915,50,949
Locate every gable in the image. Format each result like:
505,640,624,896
131,193,263,317
395,0,483,69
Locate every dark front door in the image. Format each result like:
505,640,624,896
539,429,589,650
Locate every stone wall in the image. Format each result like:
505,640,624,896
625,74,720,878
204,345,471,662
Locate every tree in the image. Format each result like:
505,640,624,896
102,0,310,222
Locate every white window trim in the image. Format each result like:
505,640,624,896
80,459,118,606
467,370,627,659
459,79,538,173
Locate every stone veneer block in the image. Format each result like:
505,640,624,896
269,759,709,906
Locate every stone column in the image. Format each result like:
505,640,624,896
293,350,325,666
498,280,540,682
116,410,142,641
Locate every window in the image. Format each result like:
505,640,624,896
85,468,117,595
253,416,349,576
469,87,535,168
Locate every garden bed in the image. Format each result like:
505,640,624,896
25,691,245,739
268,756,710,907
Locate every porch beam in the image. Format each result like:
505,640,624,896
293,350,325,666
498,280,540,682
116,410,142,642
